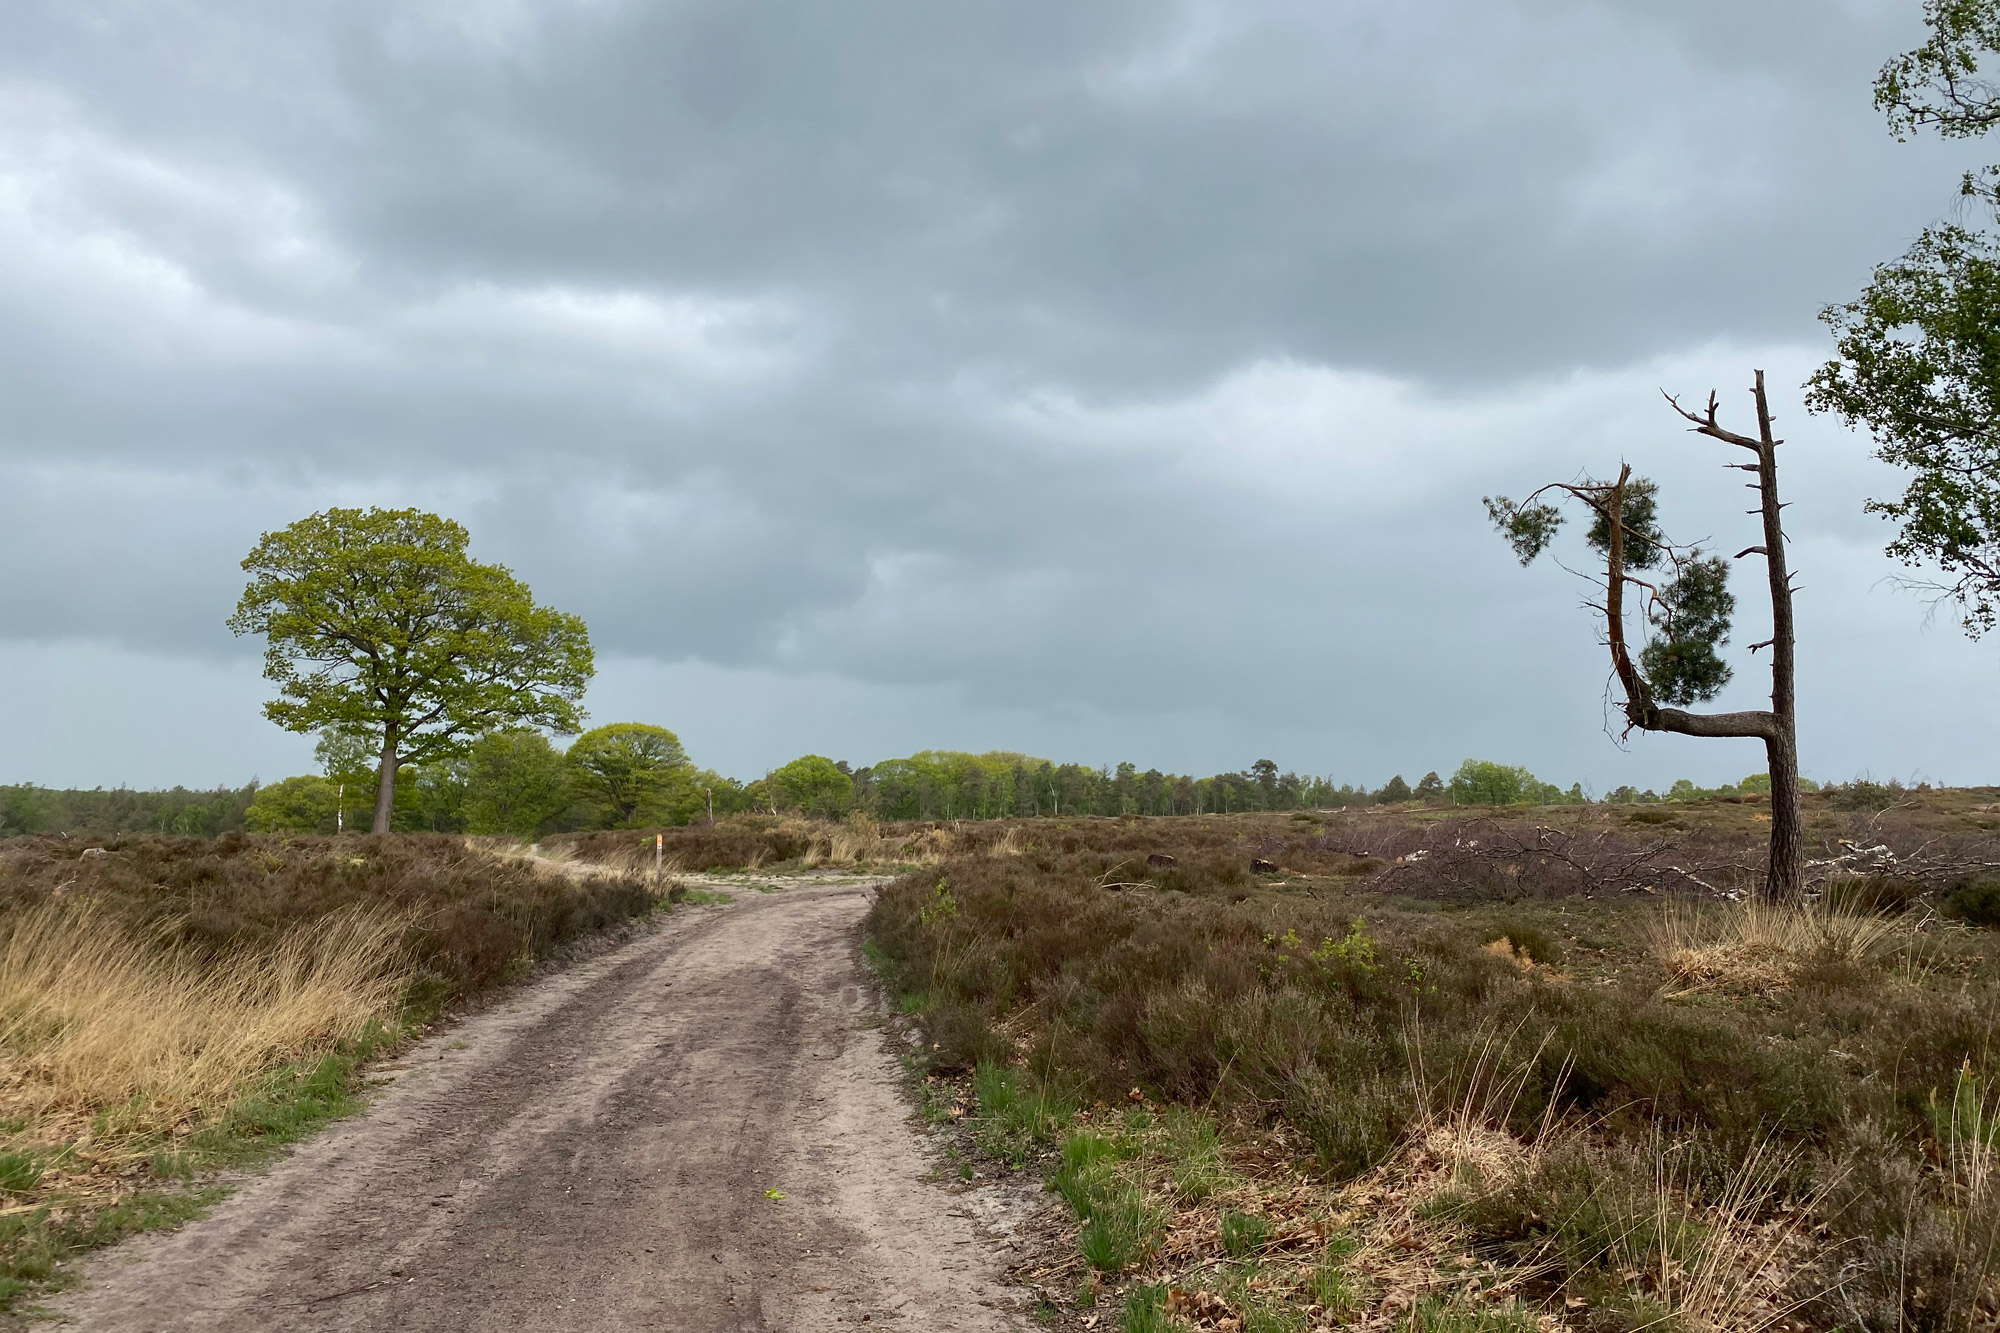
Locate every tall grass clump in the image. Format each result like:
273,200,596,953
1646,897,1904,993
0,833,659,1007
971,1062,1077,1166
1816,1063,2000,1331
0,901,410,1130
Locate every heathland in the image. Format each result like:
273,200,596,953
0,787,1995,1330
853,790,2000,1332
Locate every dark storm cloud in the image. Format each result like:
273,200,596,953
1,0,1994,787
0,0,1963,402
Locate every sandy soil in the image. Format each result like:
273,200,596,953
50,877,1036,1331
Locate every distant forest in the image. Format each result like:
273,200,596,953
861,753,1396,821
0,784,258,838
0,745,1810,839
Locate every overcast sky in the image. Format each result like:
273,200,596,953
3,0,1994,793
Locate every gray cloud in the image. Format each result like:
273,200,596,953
1,0,1994,790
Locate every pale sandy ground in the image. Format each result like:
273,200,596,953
50,876,1036,1332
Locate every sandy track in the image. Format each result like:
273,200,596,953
51,879,1034,1332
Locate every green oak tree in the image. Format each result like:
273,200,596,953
229,508,593,834
464,730,574,835
1811,220,2000,633
408,759,470,832
0,787,53,837
1448,760,1541,806
1874,0,2000,192
1810,1,2000,633
244,775,339,833
768,755,854,818
567,723,692,826
652,769,744,825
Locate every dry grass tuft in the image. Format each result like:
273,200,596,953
0,900,411,1130
1062,1087,1822,1331
1647,898,1903,993
988,824,1028,859
1646,1139,1827,1333
791,816,967,868
1942,1063,2000,1215
470,835,687,888
1335,1128,1554,1319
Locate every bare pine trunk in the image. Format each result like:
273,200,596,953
1764,727,1802,899
1750,371,1804,900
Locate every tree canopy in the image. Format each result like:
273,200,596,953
1810,227,2000,632
1809,1,2000,633
464,730,574,835
229,507,593,832
1876,0,2000,172
244,776,338,833
767,755,854,818
1448,760,1558,807
1488,477,1736,707
567,723,692,827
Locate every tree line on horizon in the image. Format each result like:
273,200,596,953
0,746,1829,839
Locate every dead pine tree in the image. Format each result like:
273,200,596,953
1485,370,1802,899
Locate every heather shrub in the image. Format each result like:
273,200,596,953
866,806,2000,1330
1827,778,1907,811
1947,878,2000,928
0,833,655,1008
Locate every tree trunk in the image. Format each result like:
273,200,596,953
372,727,399,835
1750,371,1804,900
1763,726,1802,899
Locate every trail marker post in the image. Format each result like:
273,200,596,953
654,833,663,884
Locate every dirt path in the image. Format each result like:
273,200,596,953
50,878,1036,1332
